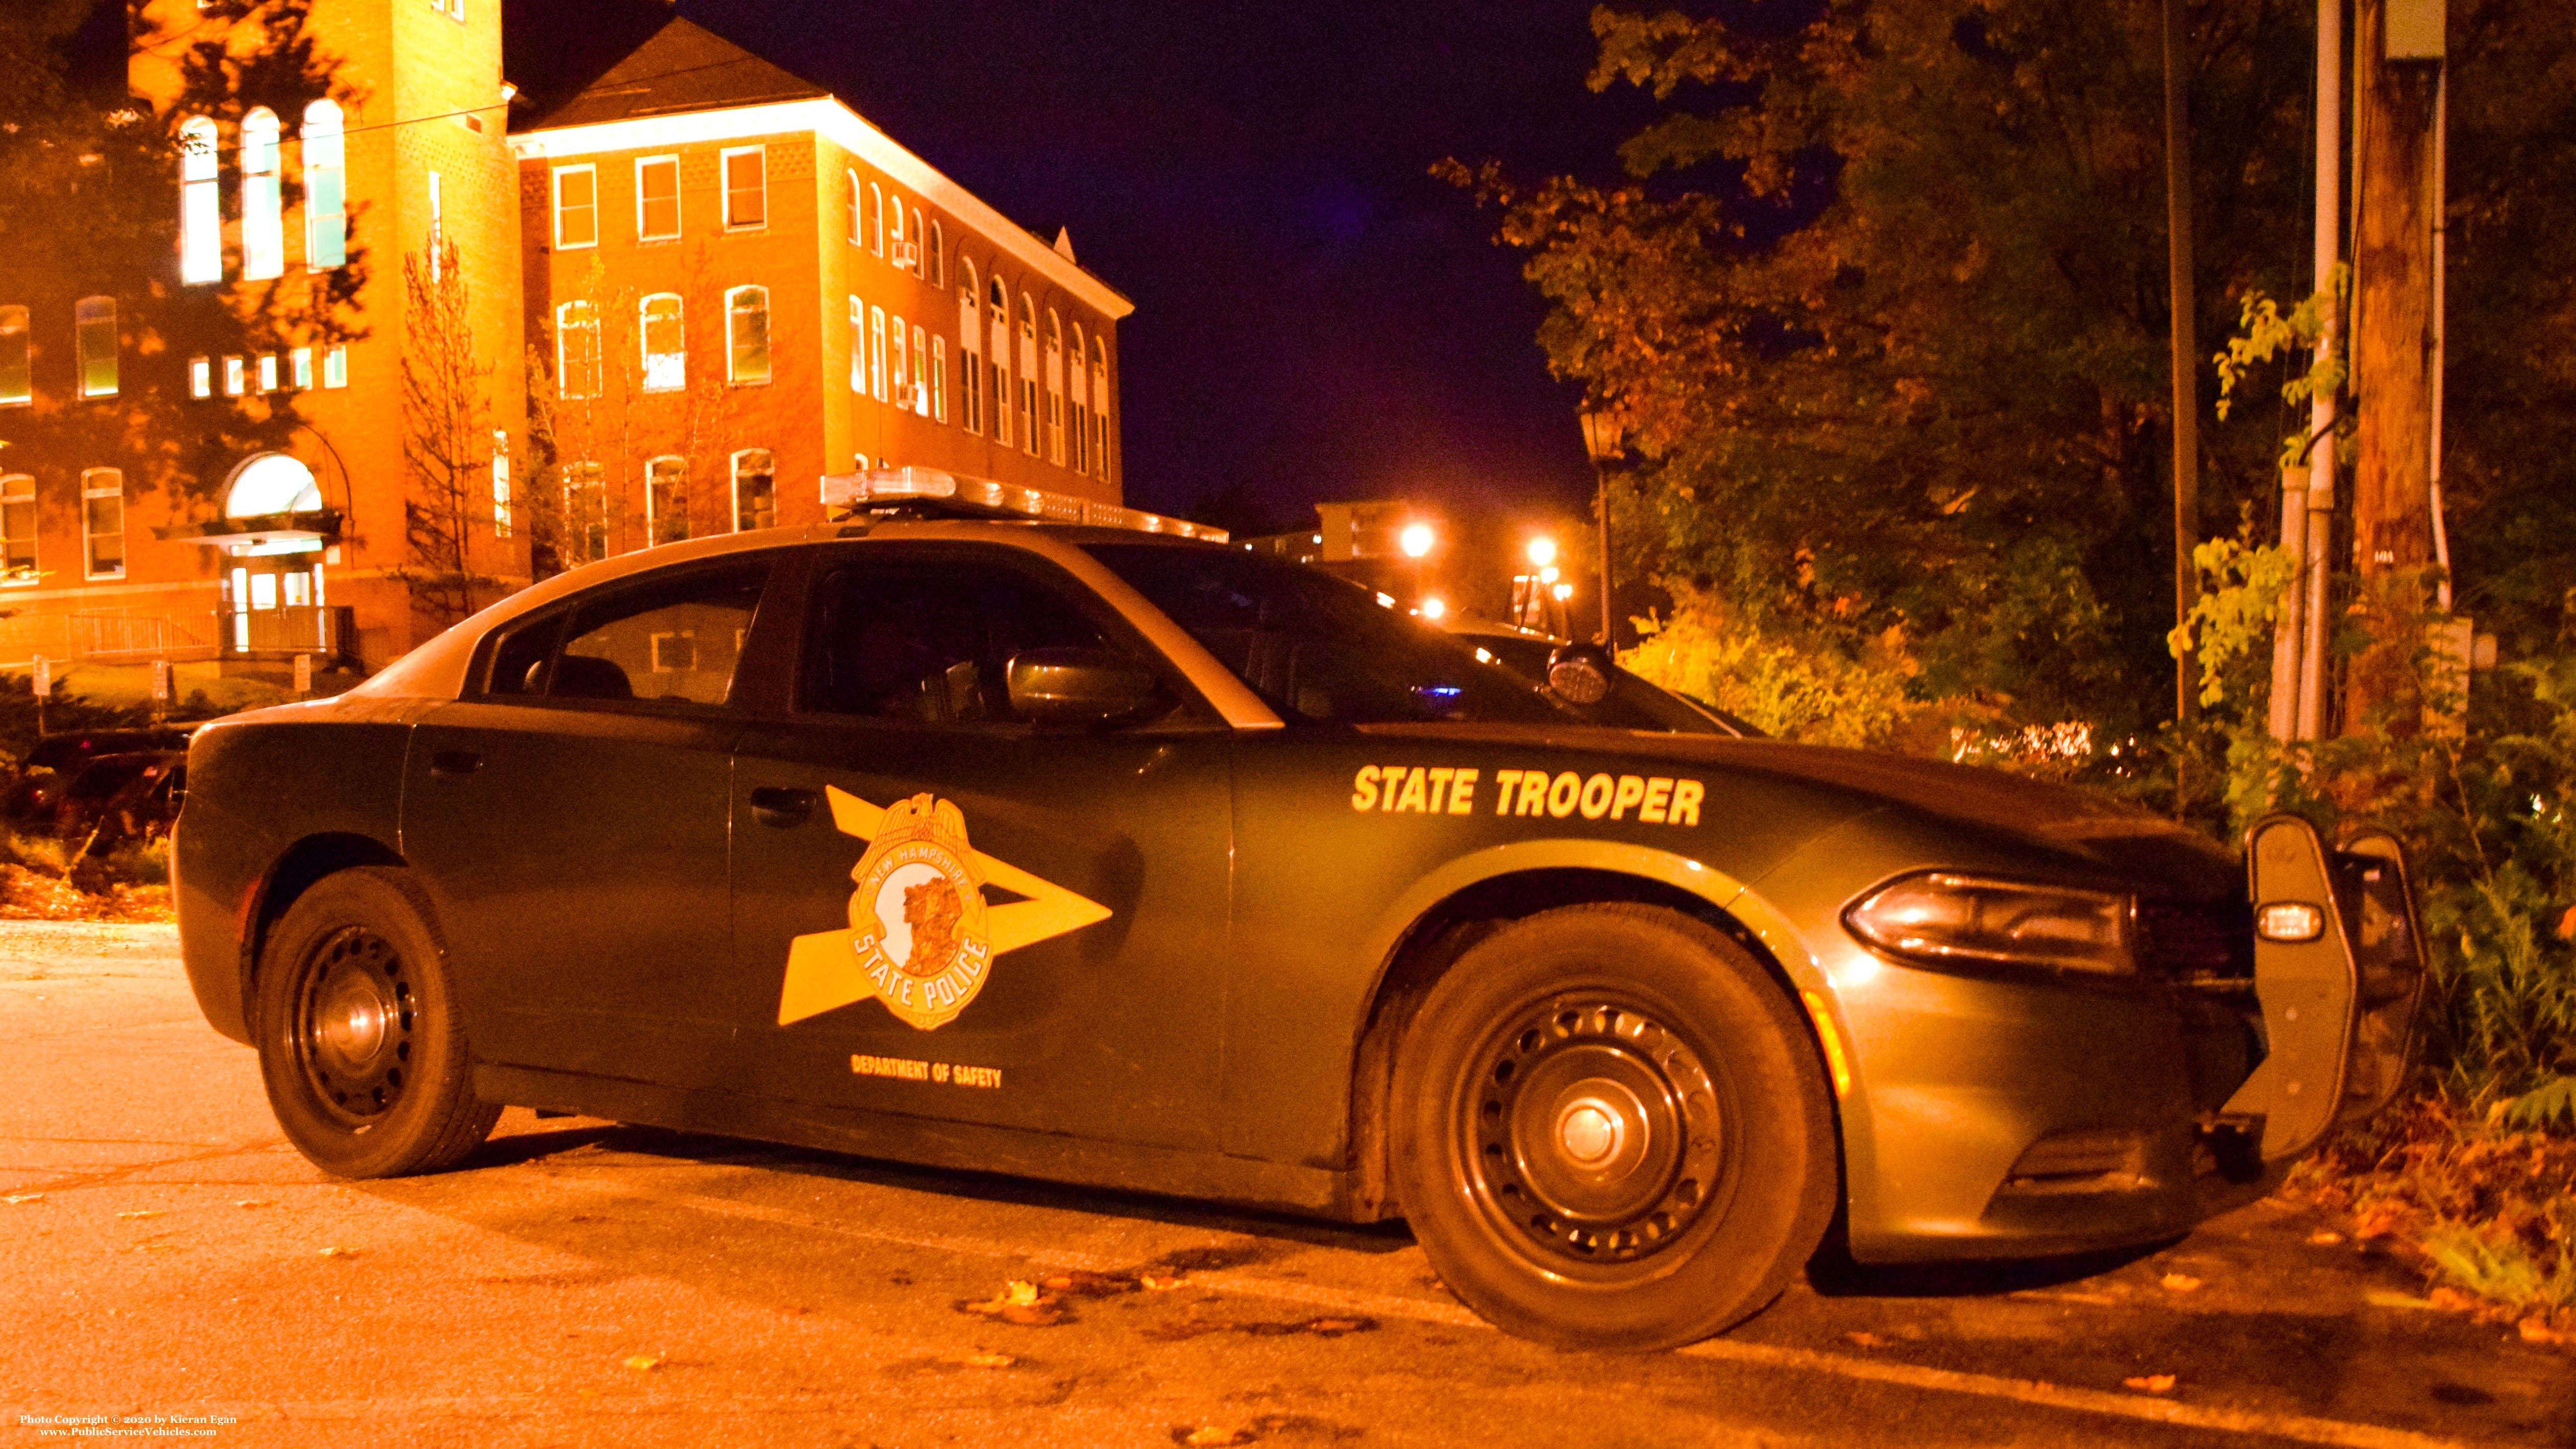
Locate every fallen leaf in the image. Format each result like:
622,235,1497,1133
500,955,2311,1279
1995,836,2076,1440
1845,1331,1889,1348
2519,1317,2571,1346
2307,1230,2344,1245
1305,1317,1371,1337
4,1194,43,1205
1178,1428,1254,1447
1141,1273,1186,1291
235,1200,275,1209
1043,1270,1138,1297
2159,1273,2202,1293
958,1280,1069,1326
623,1354,661,1372
2123,1374,2177,1394
116,1210,163,1220
317,1246,356,1257
2428,1288,2477,1312
944,1352,1017,1369
2353,1208,2402,1242
2556,904,2576,941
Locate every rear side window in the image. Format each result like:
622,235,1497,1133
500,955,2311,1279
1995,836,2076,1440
801,560,1115,724
481,560,768,707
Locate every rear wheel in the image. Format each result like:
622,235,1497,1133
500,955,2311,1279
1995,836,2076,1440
1391,903,1837,1349
254,868,498,1178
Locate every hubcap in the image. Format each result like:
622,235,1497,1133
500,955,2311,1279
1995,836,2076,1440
294,927,416,1123
1465,998,1725,1265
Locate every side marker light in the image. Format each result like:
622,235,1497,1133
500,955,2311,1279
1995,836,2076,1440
1800,991,1853,1099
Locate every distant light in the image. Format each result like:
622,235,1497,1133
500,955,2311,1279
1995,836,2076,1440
1551,583,1573,602
1312,534,1322,544
1375,592,1397,609
1527,536,1556,568
1399,522,1436,558
1420,596,1447,621
1474,648,1494,663
1538,565,1559,584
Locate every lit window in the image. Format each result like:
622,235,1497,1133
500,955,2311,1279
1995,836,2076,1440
868,182,884,255
639,293,684,391
1044,309,1065,465
556,299,600,399
847,296,862,392
928,221,944,287
956,265,982,433
564,461,605,563
190,356,212,399
303,100,345,269
727,285,769,384
492,428,511,537
870,305,886,401
910,208,926,275
988,278,1011,448
222,356,245,395
647,455,688,544
1069,321,1088,472
291,347,312,389
1017,297,1038,454
323,345,346,388
1090,339,1110,480
257,354,278,392
911,323,928,414
731,448,774,531
930,335,947,423
636,156,679,241
0,307,28,406
76,297,116,398
179,117,220,283
241,108,282,278
81,469,124,579
722,147,765,229
890,314,907,405
0,475,33,577
553,165,597,249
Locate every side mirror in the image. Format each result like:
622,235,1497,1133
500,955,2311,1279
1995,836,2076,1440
1545,643,1612,706
1006,647,1162,726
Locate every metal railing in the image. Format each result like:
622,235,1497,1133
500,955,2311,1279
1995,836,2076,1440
218,604,352,657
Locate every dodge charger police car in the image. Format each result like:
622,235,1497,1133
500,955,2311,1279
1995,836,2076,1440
174,468,2425,1350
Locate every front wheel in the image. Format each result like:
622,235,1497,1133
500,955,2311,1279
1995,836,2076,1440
254,868,499,1178
1390,903,1838,1350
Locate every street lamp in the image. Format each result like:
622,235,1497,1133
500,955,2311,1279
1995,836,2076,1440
1527,536,1556,569
1579,409,1625,646
1399,522,1436,559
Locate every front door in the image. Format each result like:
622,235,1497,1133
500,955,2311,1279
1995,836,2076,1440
727,543,1235,1150
399,555,775,1082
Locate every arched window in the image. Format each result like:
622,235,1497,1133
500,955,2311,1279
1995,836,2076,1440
847,295,863,392
987,278,1012,448
731,448,775,531
639,293,684,391
76,297,117,398
563,461,606,563
928,221,945,287
0,474,34,577
81,469,125,579
555,299,600,399
725,285,770,384
847,169,861,244
909,208,925,274
869,305,887,400
240,108,283,279
1089,338,1110,481
646,455,688,544
302,100,345,269
930,335,947,423
1068,321,1089,473
1016,297,1038,455
910,323,928,415
887,201,905,263
889,313,907,409
179,116,220,283
956,262,982,434
1043,310,1066,466
868,182,885,256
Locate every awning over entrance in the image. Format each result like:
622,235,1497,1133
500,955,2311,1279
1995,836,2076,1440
158,454,341,553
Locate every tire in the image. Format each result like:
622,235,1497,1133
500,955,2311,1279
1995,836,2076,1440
254,868,499,1178
1390,903,1838,1350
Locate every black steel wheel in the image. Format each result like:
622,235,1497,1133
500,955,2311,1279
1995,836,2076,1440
1391,903,1837,1350
255,868,498,1178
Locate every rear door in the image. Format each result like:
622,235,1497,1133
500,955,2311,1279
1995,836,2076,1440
400,555,776,1082
724,542,1236,1150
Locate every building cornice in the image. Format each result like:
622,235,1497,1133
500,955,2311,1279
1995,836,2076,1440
510,99,1134,320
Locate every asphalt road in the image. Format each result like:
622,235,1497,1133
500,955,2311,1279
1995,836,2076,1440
2,920,2566,1449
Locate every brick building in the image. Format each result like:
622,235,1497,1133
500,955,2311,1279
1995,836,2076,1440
0,0,1130,681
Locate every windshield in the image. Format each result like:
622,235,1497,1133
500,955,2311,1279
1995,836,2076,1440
1087,543,1669,728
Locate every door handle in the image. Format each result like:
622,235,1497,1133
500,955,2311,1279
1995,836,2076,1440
429,750,483,777
750,786,819,828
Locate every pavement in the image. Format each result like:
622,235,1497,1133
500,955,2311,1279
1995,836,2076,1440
1,919,2567,1448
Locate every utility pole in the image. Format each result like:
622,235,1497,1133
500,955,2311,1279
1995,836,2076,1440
2162,0,2202,724
2275,0,2344,742
2345,0,2443,724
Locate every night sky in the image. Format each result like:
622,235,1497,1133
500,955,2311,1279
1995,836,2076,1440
665,0,1659,536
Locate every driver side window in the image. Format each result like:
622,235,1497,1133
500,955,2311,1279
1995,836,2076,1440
800,560,1110,723
482,560,768,707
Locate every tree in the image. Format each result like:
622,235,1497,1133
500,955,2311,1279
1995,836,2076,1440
1456,1,2319,733
396,237,501,627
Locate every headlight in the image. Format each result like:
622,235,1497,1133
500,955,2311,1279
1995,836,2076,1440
1845,872,2135,975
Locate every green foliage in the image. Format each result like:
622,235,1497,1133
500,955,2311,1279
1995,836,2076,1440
2505,1077,2576,1131
1623,581,1922,750
2210,266,2352,473
2168,531,2298,709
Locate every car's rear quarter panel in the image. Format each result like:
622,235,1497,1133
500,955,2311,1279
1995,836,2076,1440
176,703,419,1043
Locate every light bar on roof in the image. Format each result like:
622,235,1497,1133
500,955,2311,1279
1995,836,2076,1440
819,467,1229,542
